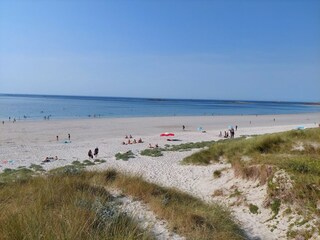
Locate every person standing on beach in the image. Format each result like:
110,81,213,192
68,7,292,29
68,133,71,141
183,125,185,131
94,147,99,158
56,136,59,141
88,150,93,159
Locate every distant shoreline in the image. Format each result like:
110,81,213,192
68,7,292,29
1,111,320,122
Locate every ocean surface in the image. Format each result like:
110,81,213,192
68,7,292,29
0,94,320,120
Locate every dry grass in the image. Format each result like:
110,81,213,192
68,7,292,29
0,166,247,240
0,172,153,240
102,170,247,240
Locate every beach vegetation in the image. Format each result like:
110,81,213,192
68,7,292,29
140,148,163,157
182,128,320,219
165,140,215,152
115,151,135,161
83,159,95,166
0,168,35,184
0,172,153,240
213,170,222,178
103,169,247,239
29,163,45,172
139,141,216,158
94,159,106,163
212,189,224,197
249,204,259,214
49,164,84,176
0,167,246,239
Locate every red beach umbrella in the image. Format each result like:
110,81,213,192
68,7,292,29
160,132,175,137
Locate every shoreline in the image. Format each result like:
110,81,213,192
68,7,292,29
1,111,320,123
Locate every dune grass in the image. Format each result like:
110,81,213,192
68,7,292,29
101,169,247,240
182,128,320,217
140,148,164,157
0,170,153,240
140,140,216,158
115,150,135,161
0,165,246,240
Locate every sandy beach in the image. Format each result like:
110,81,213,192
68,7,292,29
1,112,320,239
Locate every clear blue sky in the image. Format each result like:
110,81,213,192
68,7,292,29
1,0,319,102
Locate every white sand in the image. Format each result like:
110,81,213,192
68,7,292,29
1,113,320,239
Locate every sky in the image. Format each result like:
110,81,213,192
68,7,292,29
0,0,319,102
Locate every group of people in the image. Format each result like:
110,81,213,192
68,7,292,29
88,147,99,159
122,135,143,145
219,125,237,139
43,115,52,120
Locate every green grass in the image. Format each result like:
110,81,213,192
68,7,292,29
29,164,45,172
140,148,164,157
49,164,84,176
115,151,135,161
249,204,259,214
165,141,215,152
182,128,320,216
94,159,106,163
140,141,216,158
0,168,35,184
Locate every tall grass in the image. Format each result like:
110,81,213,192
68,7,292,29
0,167,247,240
0,172,153,240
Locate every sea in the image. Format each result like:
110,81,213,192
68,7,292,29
0,94,320,121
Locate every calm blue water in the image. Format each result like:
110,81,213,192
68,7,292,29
0,94,319,120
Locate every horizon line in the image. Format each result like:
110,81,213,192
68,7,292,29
0,92,319,105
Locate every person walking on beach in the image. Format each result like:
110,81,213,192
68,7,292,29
56,135,59,141
88,150,93,159
68,133,71,141
183,125,185,131
94,147,99,158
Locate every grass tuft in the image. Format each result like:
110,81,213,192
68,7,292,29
140,148,163,157
115,151,135,161
213,170,222,178
249,204,259,214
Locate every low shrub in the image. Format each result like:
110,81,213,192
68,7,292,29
249,204,259,214
213,170,222,178
140,148,163,157
115,151,135,161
